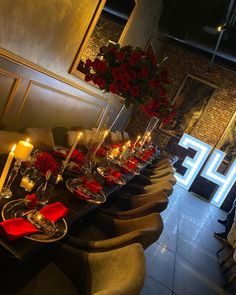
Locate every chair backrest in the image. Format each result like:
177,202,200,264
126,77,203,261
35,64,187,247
22,127,55,148
52,126,69,147
67,130,86,147
0,130,26,154
123,131,129,140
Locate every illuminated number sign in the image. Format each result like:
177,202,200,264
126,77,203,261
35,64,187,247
201,150,236,207
175,134,236,207
175,133,212,190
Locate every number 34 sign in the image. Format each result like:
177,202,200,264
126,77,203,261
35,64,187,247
175,133,236,207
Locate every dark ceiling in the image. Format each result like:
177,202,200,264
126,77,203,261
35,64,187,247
101,0,236,70
158,0,236,69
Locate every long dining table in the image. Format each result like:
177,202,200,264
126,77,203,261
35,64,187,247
0,150,155,261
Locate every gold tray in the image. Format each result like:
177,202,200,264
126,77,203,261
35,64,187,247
2,199,68,243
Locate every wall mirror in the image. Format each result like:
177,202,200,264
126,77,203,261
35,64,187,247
70,0,137,79
159,74,217,137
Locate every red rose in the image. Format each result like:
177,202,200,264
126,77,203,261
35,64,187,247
35,152,59,176
85,74,93,82
121,81,131,91
129,70,137,80
130,86,139,97
116,51,125,62
96,78,106,89
109,84,119,94
25,193,38,209
159,88,166,96
140,67,149,78
85,59,93,68
97,60,107,73
129,52,141,65
92,58,100,70
149,79,159,89
112,67,120,77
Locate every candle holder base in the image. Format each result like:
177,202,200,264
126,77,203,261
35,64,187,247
0,187,12,199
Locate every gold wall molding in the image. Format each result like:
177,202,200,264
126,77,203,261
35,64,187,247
69,0,138,78
0,48,108,104
14,80,104,128
0,68,21,120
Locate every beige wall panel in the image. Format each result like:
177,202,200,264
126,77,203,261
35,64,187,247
120,0,162,49
15,82,103,130
0,70,19,120
0,0,99,83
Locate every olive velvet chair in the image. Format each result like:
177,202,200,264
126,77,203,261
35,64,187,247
10,243,145,295
100,191,169,219
67,212,163,252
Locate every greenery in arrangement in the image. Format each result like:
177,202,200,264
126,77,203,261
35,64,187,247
83,43,176,123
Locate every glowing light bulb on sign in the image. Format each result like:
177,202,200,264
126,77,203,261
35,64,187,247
175,134,212,190
201,150,236,207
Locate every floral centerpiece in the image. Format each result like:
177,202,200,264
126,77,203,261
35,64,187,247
83,44,170,109
34,152,59,176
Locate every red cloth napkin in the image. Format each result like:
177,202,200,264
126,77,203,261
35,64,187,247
122,160,137,173
81,176,102,194
74,188,92,200
95,147,107,158
105,169,121,184
71,149,85,163
40,202,69,223
0,218,38,241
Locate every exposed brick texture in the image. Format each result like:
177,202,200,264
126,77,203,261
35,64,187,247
81,16,124,63
126,43,236,210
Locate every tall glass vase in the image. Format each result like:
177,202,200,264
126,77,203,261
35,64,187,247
82,98,126,174
140,116,159,149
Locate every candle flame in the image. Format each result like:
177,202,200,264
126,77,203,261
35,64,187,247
138,135,141,139
103,130,109,137
26,138,30,143
11,144,16,152
77,132,83,138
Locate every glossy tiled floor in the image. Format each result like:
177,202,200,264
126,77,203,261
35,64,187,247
141,185,230,295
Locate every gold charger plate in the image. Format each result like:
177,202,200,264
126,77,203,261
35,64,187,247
1,199,68,243
66,178,106,204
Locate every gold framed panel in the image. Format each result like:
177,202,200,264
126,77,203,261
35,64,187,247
69,0,139,80
159,74,217,137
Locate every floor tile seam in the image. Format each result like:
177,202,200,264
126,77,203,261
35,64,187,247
155,241,176,254
176,228,221,254
147,274,174,293
175,252,227,285
176,230,221,259
171,195,181,291
175,250,224,282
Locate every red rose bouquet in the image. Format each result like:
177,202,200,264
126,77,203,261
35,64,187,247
83,44,169,108
34,152,59,176
141,97,177,125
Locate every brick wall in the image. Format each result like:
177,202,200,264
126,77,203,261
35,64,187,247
81,16,124,63
126,43,236,210
127,43,236,149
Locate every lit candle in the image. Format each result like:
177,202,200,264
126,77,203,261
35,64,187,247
64,132,82,165
25,180,35,192
0,145,16,192
14,138,33,161
20,176,29,188
126,140,131,147
133,135,141,147
122,144,128,154
111,148,119,158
